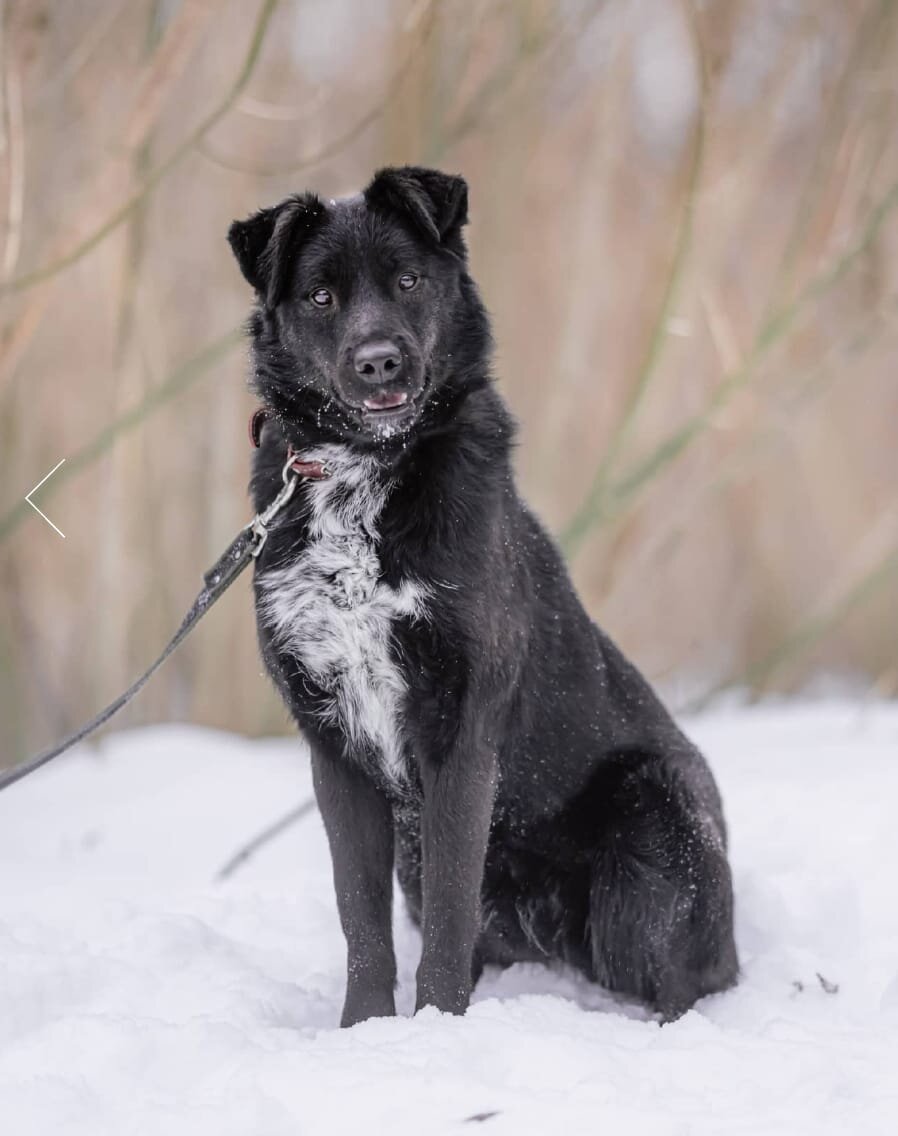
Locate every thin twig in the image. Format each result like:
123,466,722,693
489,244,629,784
196,0,436,177
685,538,898,714
433,1,598,161
560,6,898,561
595,171,898,529
633,294,898,590
761,0,897,323
0,0,222,385
120,0,224,153
31,0,131,107
215,798,317,882
0,325,242,543
235,90,327,123
560,0,708,557
1,13,24,281
3,0,277,293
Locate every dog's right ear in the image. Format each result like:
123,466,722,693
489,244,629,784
227,193,325,309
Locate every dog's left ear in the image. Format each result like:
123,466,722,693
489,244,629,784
365,166,469,257
228,193,325,309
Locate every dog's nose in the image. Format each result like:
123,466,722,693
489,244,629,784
353,340,402,384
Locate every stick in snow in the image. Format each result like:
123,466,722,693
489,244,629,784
215,798,317,882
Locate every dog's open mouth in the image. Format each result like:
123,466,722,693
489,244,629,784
362,391,409,412
337,383,426,439
359,389,420,438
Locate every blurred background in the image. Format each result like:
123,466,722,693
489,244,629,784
1,0,896,765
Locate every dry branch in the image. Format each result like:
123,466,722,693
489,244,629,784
215,798,318,882
686,535,898,712
561,0,708,557
31,0,131,107
0,0,227,387
196,0,437,177
1,9,25,281
3,0,275,296
579,171,898,541
0,324,242,543
763,0,897,320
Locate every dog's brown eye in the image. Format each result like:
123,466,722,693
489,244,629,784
398,273,418,292
310,288,333,307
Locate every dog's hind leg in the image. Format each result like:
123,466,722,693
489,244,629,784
587,753,738,1020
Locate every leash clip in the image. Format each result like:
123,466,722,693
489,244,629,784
248,453,301,558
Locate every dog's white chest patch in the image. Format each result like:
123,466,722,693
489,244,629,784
259,446,426,786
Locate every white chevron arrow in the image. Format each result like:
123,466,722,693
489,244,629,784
25,458,66,538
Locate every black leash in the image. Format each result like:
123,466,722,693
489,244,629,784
0,450,315,794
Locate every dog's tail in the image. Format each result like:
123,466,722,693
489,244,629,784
586,752,739,1019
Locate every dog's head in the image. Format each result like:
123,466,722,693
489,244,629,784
229,166,491,446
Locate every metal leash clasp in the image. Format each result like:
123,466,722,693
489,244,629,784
247,453,301,558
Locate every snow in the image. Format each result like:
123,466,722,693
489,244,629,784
1,702,896,1135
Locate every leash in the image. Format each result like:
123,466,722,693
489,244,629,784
0,438,329,794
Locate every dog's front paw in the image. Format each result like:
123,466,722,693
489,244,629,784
340,986,396,1028
414,965,472,1016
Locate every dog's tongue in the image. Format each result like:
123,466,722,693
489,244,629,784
363,391,408,411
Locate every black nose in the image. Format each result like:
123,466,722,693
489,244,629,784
353,340,402,384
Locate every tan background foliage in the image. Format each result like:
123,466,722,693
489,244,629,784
1,0,896,763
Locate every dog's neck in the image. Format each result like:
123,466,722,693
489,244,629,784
253,378,515,496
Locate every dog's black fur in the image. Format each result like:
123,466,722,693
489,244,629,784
229,167,738,1027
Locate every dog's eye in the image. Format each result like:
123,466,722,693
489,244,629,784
310,288,333,307
397,273,418,292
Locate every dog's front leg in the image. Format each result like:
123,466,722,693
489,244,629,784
415,736,497,1015
311,747,396,1027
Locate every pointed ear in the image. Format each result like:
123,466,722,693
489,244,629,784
227,193,325,308
365,166,469,257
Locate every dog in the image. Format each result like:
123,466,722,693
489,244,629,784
228,166,738,1027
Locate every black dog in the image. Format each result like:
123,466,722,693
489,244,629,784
228,166,738,1027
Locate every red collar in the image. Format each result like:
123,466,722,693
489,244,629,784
248,408,331,481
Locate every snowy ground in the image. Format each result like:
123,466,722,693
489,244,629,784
1,702,897,1136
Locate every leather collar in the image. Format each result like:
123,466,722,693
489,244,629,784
248,408,331,481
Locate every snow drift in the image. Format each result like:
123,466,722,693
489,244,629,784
1,702,896,1135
